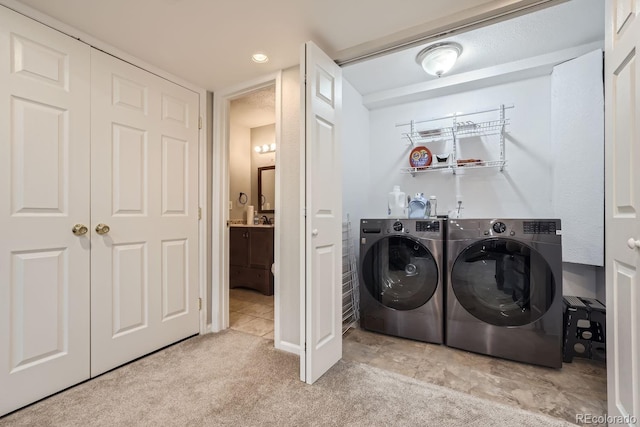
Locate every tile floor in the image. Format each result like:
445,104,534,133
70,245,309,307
228,289,606,426
229,287,274,339
343,327,607,426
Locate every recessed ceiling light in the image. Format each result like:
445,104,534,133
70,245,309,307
252,52,269,63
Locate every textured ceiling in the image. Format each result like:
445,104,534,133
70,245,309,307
7,0,549,91
230,86,276,128
343,0,604,96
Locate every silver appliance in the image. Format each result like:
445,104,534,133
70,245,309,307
446,218,563,368
359,218,444,344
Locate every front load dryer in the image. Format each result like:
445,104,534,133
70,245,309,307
446,218,563,368
359,218,444,344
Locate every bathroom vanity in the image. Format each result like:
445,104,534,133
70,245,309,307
229,225,274,295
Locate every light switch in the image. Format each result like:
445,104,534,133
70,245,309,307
228,200,232,210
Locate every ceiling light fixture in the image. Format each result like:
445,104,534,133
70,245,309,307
252,52,269,63
415,42,462,77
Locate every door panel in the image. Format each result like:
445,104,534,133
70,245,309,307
111,243,148,336
162,136,188,214
162,239,188,319
0,5,90,416
11,97,68,214
302,41,342,384
613,261,636,416
112,124,148,215
10,249,68,368
90,49,199,377
605,0,640,422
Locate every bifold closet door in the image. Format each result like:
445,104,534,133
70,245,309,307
90,49,200,376
0,6,91,415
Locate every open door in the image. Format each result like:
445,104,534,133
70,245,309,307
300,41,343,384
605,0,640,422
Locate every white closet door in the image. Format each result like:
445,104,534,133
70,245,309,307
90,49,200,376
605,0,640,420
302,41,343,384
0,6,91,415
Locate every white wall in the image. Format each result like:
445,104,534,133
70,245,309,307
342,79,371,260
551,49,605,301
563,263,604,301
551,49,604,267
229,123,250,221
250,124,276,213
276,66,301,352
366,76,553,219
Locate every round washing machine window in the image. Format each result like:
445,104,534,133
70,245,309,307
361,236,438,311
450,238,555,327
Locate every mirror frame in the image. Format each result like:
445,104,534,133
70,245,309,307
257,165,275,213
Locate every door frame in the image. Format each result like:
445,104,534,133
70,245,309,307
211,72,283,342
0,0,210,336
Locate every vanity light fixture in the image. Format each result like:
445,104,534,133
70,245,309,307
415,42,462,77
252,52,269,63
254,142,276,154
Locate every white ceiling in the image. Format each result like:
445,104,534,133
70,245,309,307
230,86,276,128
343,0,604,97
7,0,566,91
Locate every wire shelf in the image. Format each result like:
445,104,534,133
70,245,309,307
454,119,509,137
401,160,507,175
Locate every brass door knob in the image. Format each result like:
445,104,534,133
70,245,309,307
72,224,88,236
95,223,110,235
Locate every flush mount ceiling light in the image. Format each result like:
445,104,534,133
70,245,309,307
251,52,269,63
415,42,462,77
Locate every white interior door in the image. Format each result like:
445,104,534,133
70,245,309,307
0,6,91,415
90,49,200,376
605,0,640,423
301,41,342,384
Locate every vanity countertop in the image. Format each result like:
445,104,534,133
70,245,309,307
228,223,274,228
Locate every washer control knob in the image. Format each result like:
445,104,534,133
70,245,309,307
393,221,403,232
510,231,516,236
492,222,507,233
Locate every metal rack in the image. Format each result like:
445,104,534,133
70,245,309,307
342,215,360,334
397,104,512,176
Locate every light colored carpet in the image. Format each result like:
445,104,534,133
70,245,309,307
1,330,574,426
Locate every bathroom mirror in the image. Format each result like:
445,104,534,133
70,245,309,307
258,166,275,213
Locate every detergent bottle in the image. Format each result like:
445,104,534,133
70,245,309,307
387,185,406,218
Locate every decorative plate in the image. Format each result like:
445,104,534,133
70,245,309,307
409,146,433,169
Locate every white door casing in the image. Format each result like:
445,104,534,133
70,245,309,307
90,49,200,376
605,0,640,423
301,41,343,384
0,6,91,415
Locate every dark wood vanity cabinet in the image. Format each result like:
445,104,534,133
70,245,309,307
229,226,274,295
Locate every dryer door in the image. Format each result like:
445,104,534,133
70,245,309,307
451,238,555,327
361,236,438,310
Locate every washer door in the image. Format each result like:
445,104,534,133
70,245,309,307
362,236,438,310
451,238,555,327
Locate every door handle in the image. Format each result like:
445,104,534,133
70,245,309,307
627,238,640,250
95,223,111,235
72,224,88,236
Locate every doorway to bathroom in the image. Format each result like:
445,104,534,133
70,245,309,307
227,84,277,340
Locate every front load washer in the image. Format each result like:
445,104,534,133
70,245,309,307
446,218,563,368
359,218,444,344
